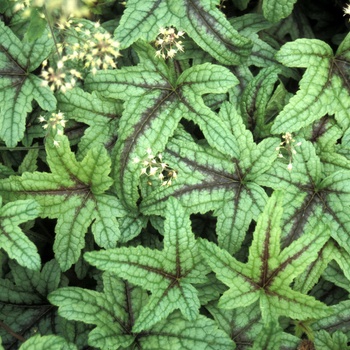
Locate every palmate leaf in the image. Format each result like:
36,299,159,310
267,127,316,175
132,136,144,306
0,131,126,271
49,272,234,350
258,140,350,256
84,197,210,332
57,88,123,159
0,197,41,270
0,21,56,147
85,41,239,208
0,260,91,349
272,33,350,134
0,260,63,348
199,191,332,323
141,102,279,254
114,0,252,64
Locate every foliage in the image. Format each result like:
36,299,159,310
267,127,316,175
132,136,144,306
1,0,350,349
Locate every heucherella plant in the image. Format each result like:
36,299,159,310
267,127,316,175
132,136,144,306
1,0,350,349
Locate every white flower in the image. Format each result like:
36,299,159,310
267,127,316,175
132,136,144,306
53,139,60,148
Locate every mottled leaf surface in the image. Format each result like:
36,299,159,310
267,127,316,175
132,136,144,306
57,88,122,158
258,140,350,254
141,102,279,254
85,197,210,331
114,0,252,64
0,21,56,147
19,334,77,350
0,132,126,271
199,192,331,323
49,272,234,349
273,33,350,133
86,42,238,208
0,260,70,349
0,197,40,270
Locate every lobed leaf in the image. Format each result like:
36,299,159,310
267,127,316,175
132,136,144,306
57,88,122,159
0,132,126,271
0,198,41,270
272,34,350,133
86,42,238,208
49,272,234,349
85,197,210,331
114,0,252,64
0,260,69,349
0,21,56,147
141,105,279,254
258,140,350,255
199,191,332,323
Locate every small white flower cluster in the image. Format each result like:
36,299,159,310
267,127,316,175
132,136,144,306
344,4,350,16
154,27,185,59
40,20,121,92
38,111,66,148
133,148,177,186
276,132,302,171
41,58,82,93
63,21,121,75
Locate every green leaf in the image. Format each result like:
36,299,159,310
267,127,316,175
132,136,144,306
0,20,56,147
272,33,350,133
0,260,70,348
57,88,122,159
294,240,335,294
49,272,234,349
0,198,41,270
141,103,279,254
24,7,47,42
206,301,263,348
199,191,331,323
312,300,350,337
314,330,350,350
114,0,252,64
19,334,77,350
85,197,210,331
262,0,298,23
230,14,286,69
240,65,282,136
86,41,238,208
258,140,350,255
0,132,126,271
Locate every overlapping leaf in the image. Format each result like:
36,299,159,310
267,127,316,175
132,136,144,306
206,301,263,348
84,197,210,331
199,191,332,323
311,300,350,340
141,102,279,254
0,260,68,349
85,42,239,208
0,197,40,270
272,33,350,133
258,140,350,255
0,20,56,147
57,88,122,158
49,272,234,349
0,131,126,271
114,0,252,64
